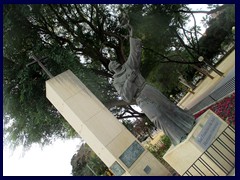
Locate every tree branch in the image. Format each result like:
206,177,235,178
184,6,200,54
178,21,195,49
90,68,112,78
105,99,135,109
142,47,201,64
103,31,126,63
175,5,227,15
174,10,210,14
116,115,144,119
171,28,197,60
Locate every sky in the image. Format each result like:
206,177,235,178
3,138,82,176
3,4,210,176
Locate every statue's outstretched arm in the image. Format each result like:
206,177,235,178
118,13,133,39
125,38,142,70
119,13,142,70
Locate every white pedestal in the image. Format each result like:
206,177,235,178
163,110,235,176
46,70,170,176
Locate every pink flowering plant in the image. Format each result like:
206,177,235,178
194,92,235,127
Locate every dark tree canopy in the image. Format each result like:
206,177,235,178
3,4,235,150
198,4,235,59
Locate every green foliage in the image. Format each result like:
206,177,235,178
3,4,173,150
147,135,177,174
147,135,171,159
71,144,108,176
146,63,182,96
3,4,235,151
3,4,113,150
72,154,108,176
123,5,192,97
199,4,235,59
122,120,134,133
146,135,176,174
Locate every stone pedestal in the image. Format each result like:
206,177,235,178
163,110,235,176
46,70,170,176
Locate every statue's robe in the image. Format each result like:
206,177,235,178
112,38,195,145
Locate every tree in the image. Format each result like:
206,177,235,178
198,4,235,59
170,4,235,78
4,4,234,150
3,4,121,149
3,4,183,149
122,119,134,134
71,143,108,176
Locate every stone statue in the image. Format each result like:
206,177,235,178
108,18,195,145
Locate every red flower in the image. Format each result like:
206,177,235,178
193,92,235,127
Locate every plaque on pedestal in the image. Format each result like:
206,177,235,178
163,110,235,176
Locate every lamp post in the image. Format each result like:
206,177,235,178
232,26,235,34
232,26,235,41
198,56,204,62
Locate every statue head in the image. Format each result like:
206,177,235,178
108,61,122,73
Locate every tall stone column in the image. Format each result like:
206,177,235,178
46,70,171,176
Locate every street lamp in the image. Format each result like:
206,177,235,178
232,26,235,34
198,56,204,62
232,26,235,41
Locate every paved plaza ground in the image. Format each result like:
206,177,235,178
177,50,235,111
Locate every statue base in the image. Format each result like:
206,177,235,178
163,109,235,176
46,70,170,176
